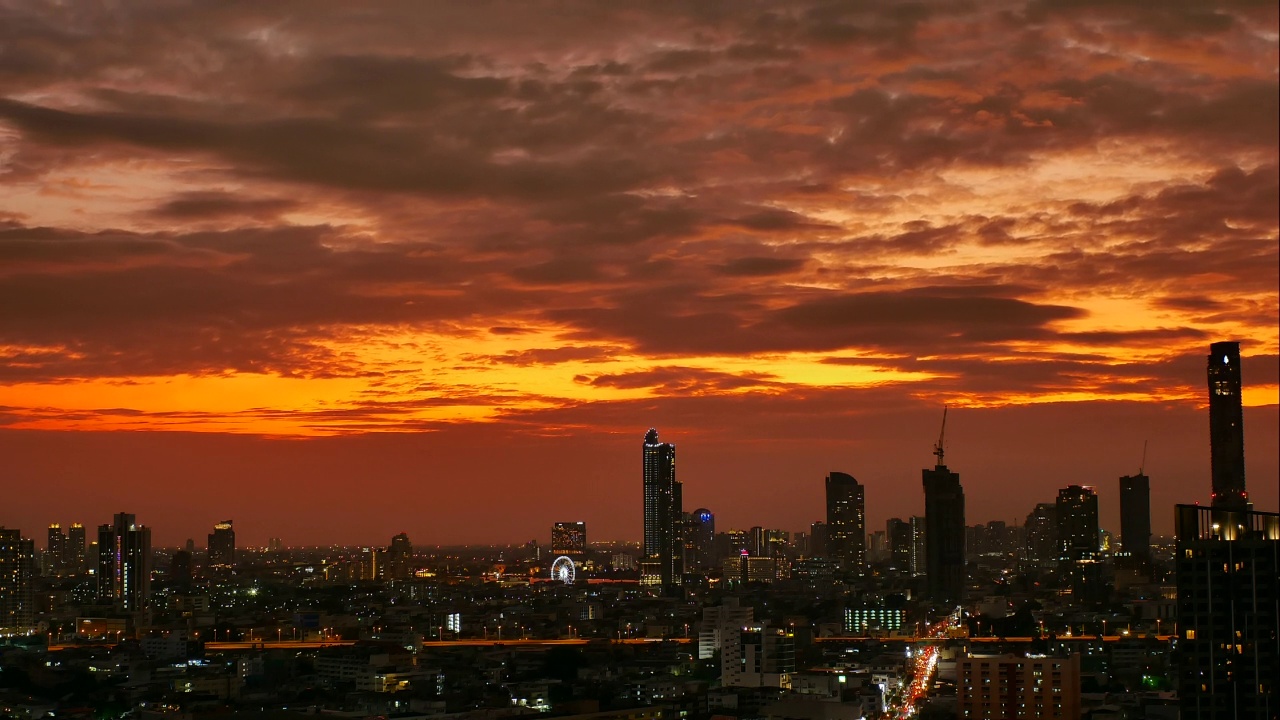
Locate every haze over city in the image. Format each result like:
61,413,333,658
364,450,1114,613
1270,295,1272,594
1,1,1277,546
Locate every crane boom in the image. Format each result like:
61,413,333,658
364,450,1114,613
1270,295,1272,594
933,406,948,467
1140,439,1148,475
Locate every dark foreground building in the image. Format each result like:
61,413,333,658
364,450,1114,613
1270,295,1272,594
1207,342,1248,510
1175,504,1279,720
923,460,965,605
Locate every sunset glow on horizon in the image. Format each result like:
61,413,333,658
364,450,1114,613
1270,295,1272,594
1,1,1276,545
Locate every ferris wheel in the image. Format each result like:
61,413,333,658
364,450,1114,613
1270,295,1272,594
551,556,576,584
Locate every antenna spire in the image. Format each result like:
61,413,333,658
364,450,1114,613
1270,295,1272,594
933,406,948,467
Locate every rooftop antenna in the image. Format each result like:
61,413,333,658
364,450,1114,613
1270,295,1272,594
933,406,948,467
1139,440,1148,476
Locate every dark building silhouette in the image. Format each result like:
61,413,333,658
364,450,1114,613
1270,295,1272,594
1207,342,1248,510
685,509,714,569
923,460,965,604
825,472,866,574
551,522,587,558
1024,502,1058,568
909,516,926,577
886,518,911,573
46,524,66,576
387,532,413,580
1175,504,1278,719
809,521,828,558
642,428,682,589
169,549,193,589
0,528,35,631
1056,485,1099,562
97,512,151,610
1119,473,1151,564
207,520,235,566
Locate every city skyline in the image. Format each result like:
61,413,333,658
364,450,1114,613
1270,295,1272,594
0,1,1277,545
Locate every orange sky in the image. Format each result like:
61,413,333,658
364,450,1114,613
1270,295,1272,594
0,1,1276,545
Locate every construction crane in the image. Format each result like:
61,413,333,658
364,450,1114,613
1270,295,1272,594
1139,439,1148,476
933,406,948,467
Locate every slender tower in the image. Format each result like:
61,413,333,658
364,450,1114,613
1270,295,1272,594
642,428,683,589
923,409,965,605
1207,342,1248,510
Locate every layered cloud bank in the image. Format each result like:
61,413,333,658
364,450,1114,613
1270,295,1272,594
0,1,1275,541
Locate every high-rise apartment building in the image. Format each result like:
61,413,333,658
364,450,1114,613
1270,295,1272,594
387,532,413,580
0,528,36,632
808,521,827,558
1118,473,1151,564
1175,504,1278,720
97,512,152,611
67,523,86,573
1207,342,1248,510
46,524,66,576
886,518,912,573
551,522,587,558
958,653,1081,719
909,516,926,577
684,509,715,570
825,472,866,574
1055,486,1099,562
207,520,235,566
923,459,965,604
642,428,682,589
1024,503,1058,568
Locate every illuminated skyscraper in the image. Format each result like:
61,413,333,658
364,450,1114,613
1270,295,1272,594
1055,485,1099,562
909,516,926,577
551,522,587,558
923,460,965,604
207,520,235,566
685,509,714,570
47,524,66,576
1119,473,1151,563
1175,504,1278,719
1024,503,1058,568
0,528,35,632
67,523,86,573
96,512,151,611
1207,342,1248,510
825,471,866,573
642,428,683,589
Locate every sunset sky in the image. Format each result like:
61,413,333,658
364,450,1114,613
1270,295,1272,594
1,1,1276,547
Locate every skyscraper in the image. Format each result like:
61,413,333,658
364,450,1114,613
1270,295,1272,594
825,471,866,573
887,518,912,573
0,528,35,632
685,509,715,570
642,428,683,589
923,459,965,604
96,512,152,611
1207,341,1248,510
1175,504,1278,719
1055,485,1099,562
387,532,413,580
909,516,926,577
1023,503,1058,568
207,520,235,566
551,522,587,558
1118,473,1151,564
67,523,86,574
47,524,66,576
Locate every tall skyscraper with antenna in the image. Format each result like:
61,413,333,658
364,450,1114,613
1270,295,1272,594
1207,341,1248,510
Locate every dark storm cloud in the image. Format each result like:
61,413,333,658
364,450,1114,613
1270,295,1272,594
150,192,300,220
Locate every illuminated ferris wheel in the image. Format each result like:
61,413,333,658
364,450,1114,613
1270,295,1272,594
551,555,576,584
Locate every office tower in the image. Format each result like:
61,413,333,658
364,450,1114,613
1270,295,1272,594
0,528,36,632
642,428,683,589
551,522,587,558
909,516,926,576
67,523,86,573
958,653,1081,720
46,524,66,576
387,532,413,580
96,512,152,611
1175,504,1278,719
1207,342,1248,510
1118,473,1151,563
1055,486,1099,561
886,518,911,572
825,471,866,573
685,509,714,569
1024,503,1058,568
923,457,965,604
207,520,235,566
747,526,765,557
